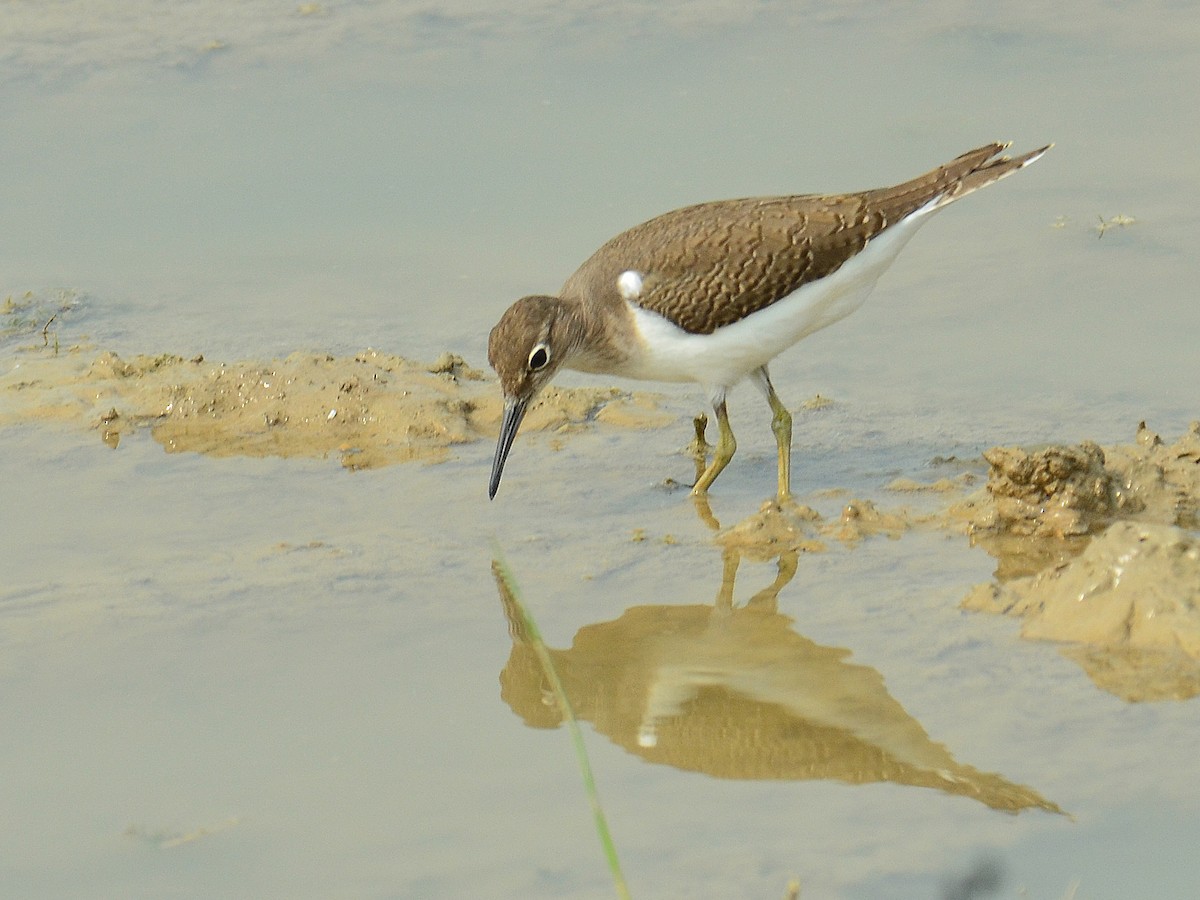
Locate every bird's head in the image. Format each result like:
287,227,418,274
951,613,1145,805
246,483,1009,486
487,295,574,498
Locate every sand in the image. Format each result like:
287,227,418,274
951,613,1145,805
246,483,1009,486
0,343,672,468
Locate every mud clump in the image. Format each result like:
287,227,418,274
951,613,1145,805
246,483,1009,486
955,422,1200,701
1105,421,1200,530
970,441,1120,538
955,422,1200,540
713,497,915,558
715,500,828,557
964,521,1200,701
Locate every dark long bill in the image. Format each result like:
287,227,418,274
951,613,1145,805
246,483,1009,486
489,396,528,499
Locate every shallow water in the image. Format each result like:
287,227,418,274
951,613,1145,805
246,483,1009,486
3,3,1200,898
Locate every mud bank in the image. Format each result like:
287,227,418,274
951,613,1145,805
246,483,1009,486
953,422,1198,541
956,423,1200,701
0,345,671,468
964,521,1200,701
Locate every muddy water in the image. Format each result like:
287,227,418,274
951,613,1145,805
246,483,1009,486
4,3,1200,899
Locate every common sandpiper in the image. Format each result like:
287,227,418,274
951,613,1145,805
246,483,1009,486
487,142,1051,500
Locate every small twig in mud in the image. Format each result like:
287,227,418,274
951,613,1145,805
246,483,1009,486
42,313,58,345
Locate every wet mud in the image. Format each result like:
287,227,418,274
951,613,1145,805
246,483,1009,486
0,344,671,468
963,521,1200,701
3,339,1197,702
957,423,1200,701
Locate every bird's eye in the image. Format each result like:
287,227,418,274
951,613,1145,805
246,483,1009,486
528,344,550,371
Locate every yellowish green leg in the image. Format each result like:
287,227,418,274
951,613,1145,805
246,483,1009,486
686,413,711,485
766,386,792,499
752,366,793,500
691,398,736,495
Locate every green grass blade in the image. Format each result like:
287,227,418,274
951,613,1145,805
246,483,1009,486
491,551,631,900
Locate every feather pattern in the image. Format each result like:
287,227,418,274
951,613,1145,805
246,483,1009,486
560,142,1049,336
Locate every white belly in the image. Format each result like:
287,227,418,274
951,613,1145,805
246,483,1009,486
615,201,939,389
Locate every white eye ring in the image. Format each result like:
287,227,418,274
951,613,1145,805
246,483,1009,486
528,343,551,371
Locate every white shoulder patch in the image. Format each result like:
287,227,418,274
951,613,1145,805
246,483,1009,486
617,269,644,300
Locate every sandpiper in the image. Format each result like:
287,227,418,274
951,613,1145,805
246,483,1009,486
487,141,1050,499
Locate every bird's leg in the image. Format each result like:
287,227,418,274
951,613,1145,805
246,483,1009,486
769,392,793,499
751,366,793,500
691,396,735,495
686,412,711,484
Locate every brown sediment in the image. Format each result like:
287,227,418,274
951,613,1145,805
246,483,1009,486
713,497,917,557
714,499,828,556
0,345,672,468
951,422,1199,541
943,423,1200,580
884,474,975,493
963,521,1200,701
950,423,1200,701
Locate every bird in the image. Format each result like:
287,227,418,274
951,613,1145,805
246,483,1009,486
486,141,1050,500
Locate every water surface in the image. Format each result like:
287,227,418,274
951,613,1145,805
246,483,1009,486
2,3,1199,897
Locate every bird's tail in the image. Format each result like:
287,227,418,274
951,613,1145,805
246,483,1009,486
947,141,1053,203
866,141,1052,221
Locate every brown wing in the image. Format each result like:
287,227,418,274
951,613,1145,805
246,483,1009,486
596,193,886,334
561,142,1045,335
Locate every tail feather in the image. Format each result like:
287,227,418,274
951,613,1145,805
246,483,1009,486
949,142,1053,203
865,142,1052,223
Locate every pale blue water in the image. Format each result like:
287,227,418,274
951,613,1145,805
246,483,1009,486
2,3,1199,898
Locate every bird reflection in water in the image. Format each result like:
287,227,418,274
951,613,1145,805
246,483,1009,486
492,509,1061,815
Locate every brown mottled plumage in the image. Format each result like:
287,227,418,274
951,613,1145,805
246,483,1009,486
487,142,1051,499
